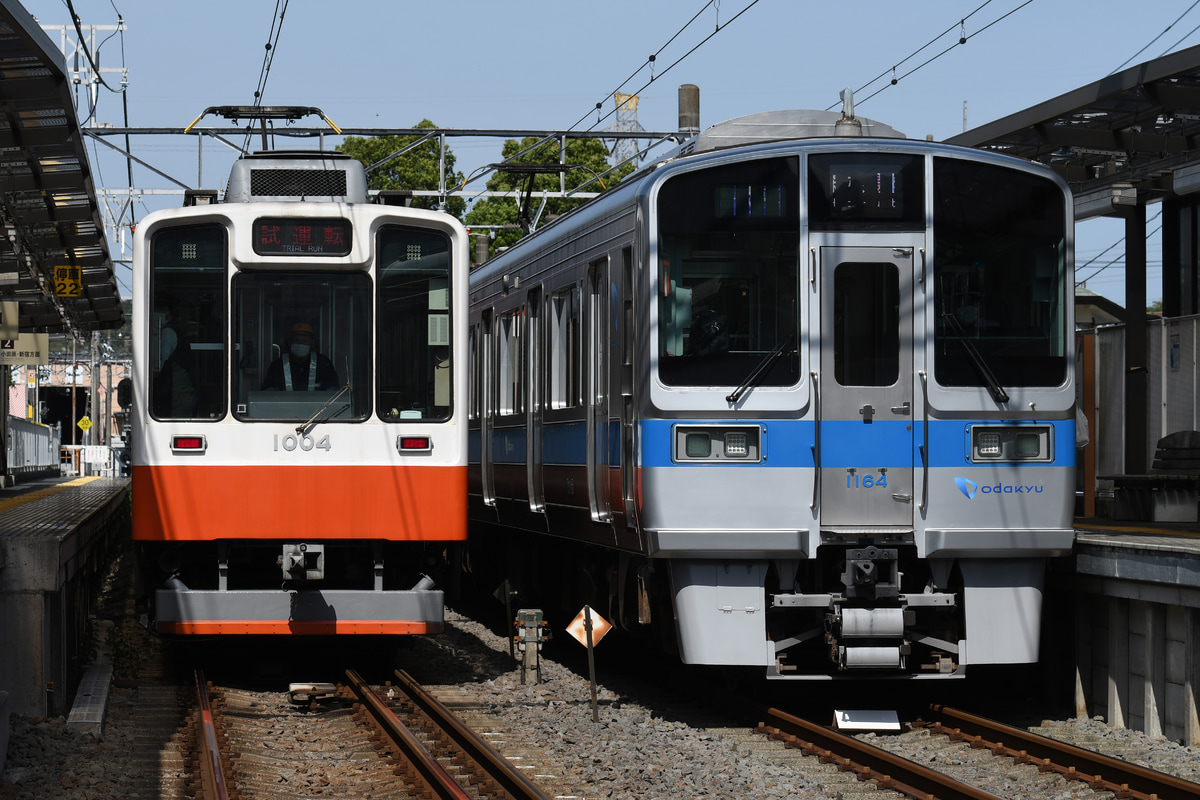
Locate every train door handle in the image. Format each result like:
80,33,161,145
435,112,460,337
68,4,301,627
892,493,913,503
891,402,911,415
859,404,874,422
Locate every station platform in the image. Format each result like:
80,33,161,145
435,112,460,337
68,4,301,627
1069,517,1200,745
0,475,129,732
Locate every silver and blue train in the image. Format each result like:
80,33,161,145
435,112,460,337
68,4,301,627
466,109,1074,679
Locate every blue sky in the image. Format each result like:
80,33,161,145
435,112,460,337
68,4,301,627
22,0,1200,307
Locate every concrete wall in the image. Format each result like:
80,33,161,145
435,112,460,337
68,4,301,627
0,482,128,719
1074,548,1200,744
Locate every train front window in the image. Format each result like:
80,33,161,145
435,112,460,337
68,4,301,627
932,158,1067,388
232,272,371,422
656,157,801,388
377,226,452,421
149,224,227,421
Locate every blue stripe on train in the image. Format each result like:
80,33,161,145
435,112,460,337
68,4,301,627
470,418,1076,469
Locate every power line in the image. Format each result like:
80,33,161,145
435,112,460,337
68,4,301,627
1111,0,1200,74
582,0,765,134
826,0,1000,111
242,0,290,152
845,1,1035,109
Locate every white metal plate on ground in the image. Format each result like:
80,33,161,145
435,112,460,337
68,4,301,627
832,709,900,731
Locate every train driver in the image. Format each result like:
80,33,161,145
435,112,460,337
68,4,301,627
261,322,339,391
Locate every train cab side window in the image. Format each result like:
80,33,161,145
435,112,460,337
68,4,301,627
377,226,453,421
149,224,227,420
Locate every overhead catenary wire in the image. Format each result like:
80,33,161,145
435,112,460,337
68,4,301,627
825,0,1000,111
63,0,126,93
241,0,291,153
1112,0,1200,73
456,0,763,194
836,0,1035,110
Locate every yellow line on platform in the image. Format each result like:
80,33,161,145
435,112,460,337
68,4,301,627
0,476,99,515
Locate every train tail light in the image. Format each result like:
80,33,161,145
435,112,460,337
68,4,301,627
396,434,432,453
170,435,207,454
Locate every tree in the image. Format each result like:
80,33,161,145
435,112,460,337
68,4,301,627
464,136,634,259
338,120,466,219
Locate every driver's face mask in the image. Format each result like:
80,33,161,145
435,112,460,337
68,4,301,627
290,343,311,359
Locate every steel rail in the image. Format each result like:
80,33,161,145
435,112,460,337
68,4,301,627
194,670,230,800
918,705,1200,800
345,669,472,800
762,706,1005,800
392,668,552,800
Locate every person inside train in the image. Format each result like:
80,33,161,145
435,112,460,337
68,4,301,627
260,321,339,391
152,296,197,417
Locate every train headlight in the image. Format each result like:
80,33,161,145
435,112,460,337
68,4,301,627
724,432,749,457
969,425,1052,462
673,425,761,462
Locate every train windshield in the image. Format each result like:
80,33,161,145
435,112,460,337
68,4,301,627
932,158,1068,388
656,157,801,388
232,272,371,422
376,226,453,421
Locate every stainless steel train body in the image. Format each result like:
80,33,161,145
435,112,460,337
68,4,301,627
466,110,1075,678
132,151,469,635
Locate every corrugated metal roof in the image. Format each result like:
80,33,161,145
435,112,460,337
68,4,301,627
0,0,124,335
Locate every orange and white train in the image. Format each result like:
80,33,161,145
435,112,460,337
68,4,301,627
131,146,468,635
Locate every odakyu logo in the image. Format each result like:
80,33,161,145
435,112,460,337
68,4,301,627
955,477,1044,499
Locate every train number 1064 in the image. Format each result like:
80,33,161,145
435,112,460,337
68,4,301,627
273,433,332,452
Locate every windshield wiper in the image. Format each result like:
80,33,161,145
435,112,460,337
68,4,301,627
941,312,1009,404
296,383,351,435
726,335,795,404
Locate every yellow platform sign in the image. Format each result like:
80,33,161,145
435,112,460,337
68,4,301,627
54,265,82,297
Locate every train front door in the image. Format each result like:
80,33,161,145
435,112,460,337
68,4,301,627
818,246,915,528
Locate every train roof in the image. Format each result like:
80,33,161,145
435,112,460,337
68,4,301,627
679,109,906,156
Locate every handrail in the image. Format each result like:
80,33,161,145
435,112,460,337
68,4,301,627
810,371,820,511
918,370,929,513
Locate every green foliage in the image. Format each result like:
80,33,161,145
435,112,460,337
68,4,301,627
338,120,467,219
464,137,635,259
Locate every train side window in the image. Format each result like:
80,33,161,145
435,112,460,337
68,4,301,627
149,224,227,420
468,325,478,421
377,226,453,421
498,308,524,416
549,285,581,409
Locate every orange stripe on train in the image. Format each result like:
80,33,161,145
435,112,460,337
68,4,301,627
132,464,467,542
158,621,441,635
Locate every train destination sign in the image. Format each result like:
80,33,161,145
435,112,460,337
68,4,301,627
252,217,352,256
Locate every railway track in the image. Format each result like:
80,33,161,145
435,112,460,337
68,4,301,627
192,668,550,800
755,704,1200,800
913,705,1200,800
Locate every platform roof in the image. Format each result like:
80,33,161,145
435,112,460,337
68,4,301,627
0,0,124,336
948,42,1200,221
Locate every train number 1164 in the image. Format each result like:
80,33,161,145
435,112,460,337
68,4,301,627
847,472,887,488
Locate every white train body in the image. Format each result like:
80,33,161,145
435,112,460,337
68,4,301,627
133,151,469,635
